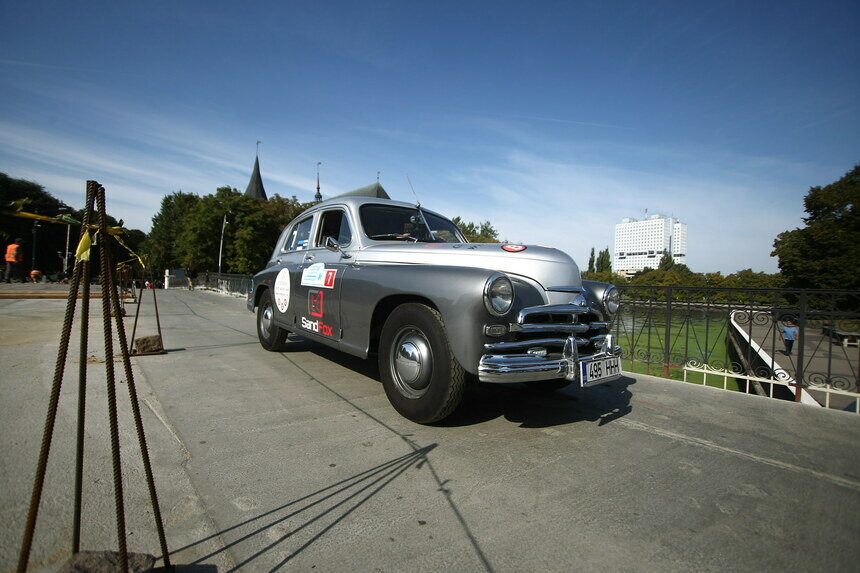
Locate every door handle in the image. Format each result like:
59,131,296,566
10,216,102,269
304,254,315,262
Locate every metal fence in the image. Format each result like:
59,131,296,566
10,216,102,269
198,272,253,296
610,286,860,412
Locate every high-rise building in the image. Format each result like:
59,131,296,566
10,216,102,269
614,213,687,276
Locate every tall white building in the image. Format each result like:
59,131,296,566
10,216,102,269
614,213,687,276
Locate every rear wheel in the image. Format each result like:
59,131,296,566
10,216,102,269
379,303,466,423
257,289,287,351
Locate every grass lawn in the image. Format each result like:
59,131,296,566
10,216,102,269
613,309,743,392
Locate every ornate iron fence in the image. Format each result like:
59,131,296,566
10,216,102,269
611,286,859,411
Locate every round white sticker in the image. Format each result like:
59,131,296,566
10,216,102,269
274,268,291,313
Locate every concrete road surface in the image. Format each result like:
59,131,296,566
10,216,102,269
1,288,858,572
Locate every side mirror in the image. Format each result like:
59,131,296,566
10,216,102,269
324,236,352,258
324,236,340,252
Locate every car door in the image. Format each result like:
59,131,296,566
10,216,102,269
291,207,354,343
270,214,315,329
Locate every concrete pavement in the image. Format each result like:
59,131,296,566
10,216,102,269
1,288,858,572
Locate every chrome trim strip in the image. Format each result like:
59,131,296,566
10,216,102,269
509,323,590,334
477,355,568,383
517,303,589,322
484,334,608,352
485,338,568,351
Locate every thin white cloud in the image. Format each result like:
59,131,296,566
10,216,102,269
443,150,800,273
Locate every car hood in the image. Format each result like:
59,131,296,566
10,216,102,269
355,242,582,289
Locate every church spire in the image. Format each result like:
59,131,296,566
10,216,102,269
244,147,267,201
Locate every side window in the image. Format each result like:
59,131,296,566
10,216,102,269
284,217,313,251
316,210,352,247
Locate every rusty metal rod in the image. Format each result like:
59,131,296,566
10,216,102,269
105,229,171,567
129,275,145,354
72,184,96,554
17,181,94,572
96,184,128,573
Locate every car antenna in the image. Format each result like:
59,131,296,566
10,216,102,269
406,174,421,208
406,174,435,240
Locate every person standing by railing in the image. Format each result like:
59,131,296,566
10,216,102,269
185,263,198,290
4,238,24,283
779,320,799,355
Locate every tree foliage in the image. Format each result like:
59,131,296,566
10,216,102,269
658,252,675,271
772,165,860,290
451,216,501,243
587,247,595,273
595,247,611,272
0,173,142,275
141,187,312,275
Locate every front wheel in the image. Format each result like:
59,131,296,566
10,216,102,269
257,289,288,351
379,303,466,423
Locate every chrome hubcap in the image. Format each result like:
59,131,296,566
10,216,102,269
390,327,432,398
261,303,274,335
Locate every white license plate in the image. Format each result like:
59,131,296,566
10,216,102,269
580,356,621,386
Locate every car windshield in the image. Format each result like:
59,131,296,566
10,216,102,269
360,205,465,243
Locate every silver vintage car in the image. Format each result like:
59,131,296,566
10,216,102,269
248,183,622,423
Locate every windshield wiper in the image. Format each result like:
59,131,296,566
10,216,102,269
369,233,419,242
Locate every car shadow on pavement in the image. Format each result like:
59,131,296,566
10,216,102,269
440,376,636,428
286,334,382,380
279,336,634,430
170,445,438,572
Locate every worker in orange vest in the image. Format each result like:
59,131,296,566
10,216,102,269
5,238,24,283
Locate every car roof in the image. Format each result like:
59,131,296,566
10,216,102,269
302,195,449,220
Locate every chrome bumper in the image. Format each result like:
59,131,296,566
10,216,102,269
478,335,622,384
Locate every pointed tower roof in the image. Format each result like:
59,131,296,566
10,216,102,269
244,156,267,200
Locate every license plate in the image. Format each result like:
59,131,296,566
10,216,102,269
580,356,621,387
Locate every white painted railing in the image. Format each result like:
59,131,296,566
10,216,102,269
681,362,859,414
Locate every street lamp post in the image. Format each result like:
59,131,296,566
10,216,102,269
218,212,229,275
31,220,40,272
64,223,71,274
56,207,71,274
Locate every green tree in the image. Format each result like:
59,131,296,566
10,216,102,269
658,252,675,271
772,165,860,289
142,186,313,276
141,191,200,273
582,270,625,284
587,247,595,273
451,216,501,243
722,269,786,289
224,192,310,274
595,247,611,272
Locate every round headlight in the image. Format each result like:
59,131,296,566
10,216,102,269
603,286,620,314
484,274,514,316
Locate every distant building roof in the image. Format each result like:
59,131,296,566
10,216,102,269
332,182,390,200
244,156,267,200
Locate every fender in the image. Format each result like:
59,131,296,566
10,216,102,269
338,263,545,375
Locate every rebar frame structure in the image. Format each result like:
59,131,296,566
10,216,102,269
17,181,170,572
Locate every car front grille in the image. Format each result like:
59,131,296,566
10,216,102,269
484,302,609,355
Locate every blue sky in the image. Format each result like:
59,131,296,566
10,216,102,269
1,0,857,273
